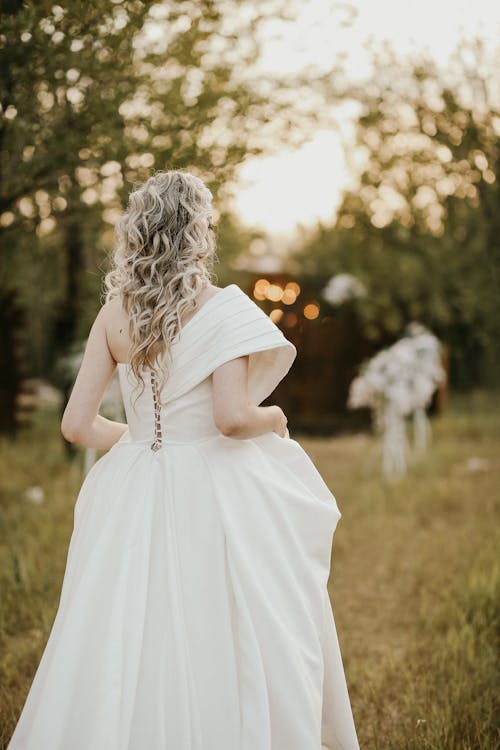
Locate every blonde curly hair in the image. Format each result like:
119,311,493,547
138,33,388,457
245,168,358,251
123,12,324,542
103,169,218,407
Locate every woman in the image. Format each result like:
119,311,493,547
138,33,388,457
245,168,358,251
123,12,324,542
8,169,359,750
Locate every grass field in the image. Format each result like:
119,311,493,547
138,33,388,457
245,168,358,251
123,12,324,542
1,391,498,749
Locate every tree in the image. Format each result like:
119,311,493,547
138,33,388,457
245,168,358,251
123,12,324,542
293,41,500,388
0,0,346,381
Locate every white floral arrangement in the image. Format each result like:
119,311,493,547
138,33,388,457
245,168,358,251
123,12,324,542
322,273,367,306
348,322,446,479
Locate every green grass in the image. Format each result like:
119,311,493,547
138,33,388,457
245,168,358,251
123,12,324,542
1,392,499,749
0,410,84,747
301,390,500,749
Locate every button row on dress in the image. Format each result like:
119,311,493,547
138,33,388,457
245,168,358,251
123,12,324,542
150,369,163,452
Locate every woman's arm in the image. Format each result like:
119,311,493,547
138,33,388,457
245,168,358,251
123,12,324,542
61,304,128,450
212,355,288,439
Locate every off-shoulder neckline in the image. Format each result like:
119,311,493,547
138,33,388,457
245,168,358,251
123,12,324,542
116,284,240,368
180,283,239,334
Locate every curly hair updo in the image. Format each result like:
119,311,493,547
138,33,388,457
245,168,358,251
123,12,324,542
103,169,218,406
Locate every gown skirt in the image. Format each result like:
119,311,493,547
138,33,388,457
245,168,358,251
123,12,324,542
7,284,359,750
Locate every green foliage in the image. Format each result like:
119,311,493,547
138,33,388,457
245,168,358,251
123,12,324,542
293,43,500,389
0,0,332,376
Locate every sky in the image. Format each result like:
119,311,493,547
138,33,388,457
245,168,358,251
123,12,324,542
229,0,500,238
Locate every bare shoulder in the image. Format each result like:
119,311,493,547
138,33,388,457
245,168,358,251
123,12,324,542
100,285,227,325
187,283,225,310
202,283,225,298
97,297,130,363
100,296,127,323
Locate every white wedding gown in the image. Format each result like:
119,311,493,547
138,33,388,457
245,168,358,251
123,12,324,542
8,284,359,750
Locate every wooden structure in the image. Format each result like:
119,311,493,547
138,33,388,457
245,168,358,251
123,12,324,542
242,274,448,435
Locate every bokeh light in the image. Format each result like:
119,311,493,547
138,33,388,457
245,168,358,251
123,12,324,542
303,303,320,320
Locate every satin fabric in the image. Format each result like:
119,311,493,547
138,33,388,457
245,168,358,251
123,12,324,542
8,284,359,750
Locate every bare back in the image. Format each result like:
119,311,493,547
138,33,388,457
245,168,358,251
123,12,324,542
104,284,224,364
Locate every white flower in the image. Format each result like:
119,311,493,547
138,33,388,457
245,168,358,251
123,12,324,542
322,273,367,306
347,376,374,408
348,322,446,414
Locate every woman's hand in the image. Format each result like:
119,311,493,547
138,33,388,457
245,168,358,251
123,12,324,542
269,405,288,438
